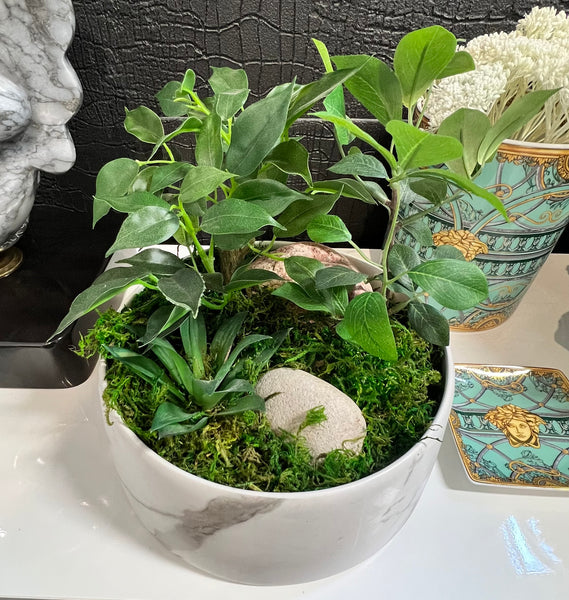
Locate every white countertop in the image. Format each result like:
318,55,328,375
1,253,568,599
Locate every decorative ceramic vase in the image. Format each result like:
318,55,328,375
396,139,569,331
96,250,454,585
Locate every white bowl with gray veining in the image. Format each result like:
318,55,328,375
98,349,454,585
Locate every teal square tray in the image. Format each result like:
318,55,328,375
450,365,569,489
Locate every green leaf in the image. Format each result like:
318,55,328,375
157,267,206,317
388,244,420,291
286,68,358,129
276,192,339,238
477,89,560,164
124,106,164,143
386,120,463,170
272,282,330,313
105,346,184,402
284,256,322,292
120,248,186,275
195,113,223,168
214,333,272,385
150,337,196,394
216,393,266,416
312,38,354,145
213,233,255,250
314,266,366,289
225,266,283,292
311,178,376,204
437,51,475,79
321,285,349,317
181,313,207,380
362,180,389,204
153,416,209,439
180,69,196,94
264,140,312,185
95,158,140,198
433,245,466,260
338,292,397,360
138,304,190,346
225,82,294,176
328,153,388,179
231,179,307,216
148,162,192,193
411,169,507,218
93,197,111,226
401,219,434,247
332,54,402,124
150,403,208,438
209,312,247,371
408,177,448,204
156,81,188,117
201,198,284,235
179,166,234,204
437,108,491,178
209,67,249,120
202,272,225,292
408,259,488,309
96,191,171,214
407,301,450,346
106,206,180,257
51,266,150,337
393,25,457,108
312,111,397,169
323,87,355,146
307,214,352,243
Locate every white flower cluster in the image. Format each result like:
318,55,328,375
426,6,569,143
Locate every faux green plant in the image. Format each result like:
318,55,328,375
53,24,555,375
304,25,558,353
104,311,286,437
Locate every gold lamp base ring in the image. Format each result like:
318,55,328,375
0,247,23,278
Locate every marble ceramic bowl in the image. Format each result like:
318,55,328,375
98,349,454,585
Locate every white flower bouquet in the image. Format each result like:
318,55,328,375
427,6,569,144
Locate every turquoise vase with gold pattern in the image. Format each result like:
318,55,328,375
396,139,569,330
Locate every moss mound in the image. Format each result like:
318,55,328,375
82,288,443,492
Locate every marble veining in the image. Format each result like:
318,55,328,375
125,487,283,550
0,0,81,250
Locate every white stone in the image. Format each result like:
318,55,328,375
256,367,367,460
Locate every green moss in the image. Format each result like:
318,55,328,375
85,287,443,492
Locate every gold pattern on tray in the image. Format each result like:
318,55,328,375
484,405,545,449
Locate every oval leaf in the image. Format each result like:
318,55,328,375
328,153,388,179
407,301,450,346
408,259,488,310
201,198,284,235
333,54,402,124
307,214,352,243
106,206,180,256
338,292,397,360
225,82,294,176
124,106,164,143
393,26,457,108
157,268,206,317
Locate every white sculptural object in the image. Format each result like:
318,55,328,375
0,0,82,273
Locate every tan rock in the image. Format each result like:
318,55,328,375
256,367,366,461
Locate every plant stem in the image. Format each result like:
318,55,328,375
348,240,381,270
381,180,402,297
177,205,215,273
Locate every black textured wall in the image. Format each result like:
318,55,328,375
36,0,569,251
